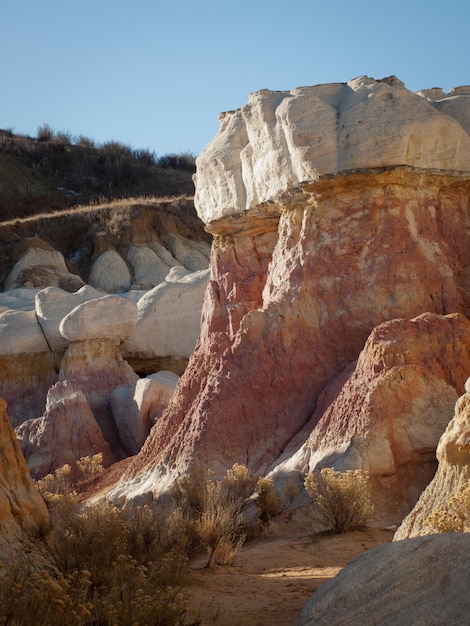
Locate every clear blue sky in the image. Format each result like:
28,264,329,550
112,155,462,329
2,0,469,157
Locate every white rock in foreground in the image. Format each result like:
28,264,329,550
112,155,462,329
194,76,470,224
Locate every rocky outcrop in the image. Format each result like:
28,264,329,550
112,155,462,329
296,533,470,626
35,284,105,351
271,312,470,515
88,250,132,292
121,267,210,373
395,377,470,539
0,397,49,565
110,371,179,456
17,381,115,479
5,246,84,292
110,76,470,505
194,75,470,223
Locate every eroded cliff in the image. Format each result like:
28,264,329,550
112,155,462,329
111,76,470,511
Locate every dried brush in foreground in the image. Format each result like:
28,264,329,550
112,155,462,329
304,468,373,533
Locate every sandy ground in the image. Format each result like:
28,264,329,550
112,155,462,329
185,523,393,625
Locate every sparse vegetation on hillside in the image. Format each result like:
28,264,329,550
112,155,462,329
0,126,196,220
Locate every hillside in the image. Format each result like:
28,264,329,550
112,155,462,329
0,127,195,220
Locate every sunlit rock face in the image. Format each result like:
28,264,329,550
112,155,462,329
110,77,470,505
395,376,470,539
0,397,49,566
270,312,470,517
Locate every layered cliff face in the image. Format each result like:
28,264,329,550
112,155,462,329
111,76,470,507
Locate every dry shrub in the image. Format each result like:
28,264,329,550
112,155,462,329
424,485,470,533
171,464,287,567
172,464,272,567
304,468,373,533
0,502,189,625
254,477,281,526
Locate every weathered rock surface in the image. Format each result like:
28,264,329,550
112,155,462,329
126,244,171,289
0,287,39,311
122,268,210,362
0,397,49,565
296,532,470,626
271,312,470,515
195,75,470,223
110,77,470,505
395,377,470,539
35,284,105,351
0,309,49,355
58,337,139,457
59,294,138,343
0,353,58,427
5,246,84,292
17,380,115,479
88,250,132,292
110,371,179,456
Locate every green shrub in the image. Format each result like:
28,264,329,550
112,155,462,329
304,468,373,533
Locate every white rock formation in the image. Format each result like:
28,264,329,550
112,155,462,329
126,245,171,289
60,294,138,343
110,371,179,455
35,285,105,351
4,247,84,291
0,309,49,355
122,268,210,360
0,288,39,311
194,76,470,224
88,250,132,292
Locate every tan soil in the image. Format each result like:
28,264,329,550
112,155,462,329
185,523,393,625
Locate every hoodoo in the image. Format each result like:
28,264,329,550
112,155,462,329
110,76,470,510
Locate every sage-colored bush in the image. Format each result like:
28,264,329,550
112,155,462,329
304,468,373,533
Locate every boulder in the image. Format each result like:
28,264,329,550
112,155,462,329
0,397,49,566
109,77,470,505
297,533,470,626
161,233,211,271
4,247,84,291
395,377,470,539
88,250,131,292
110,371,179,455
35,284,105,351
16,380,115,479
59,294,138,343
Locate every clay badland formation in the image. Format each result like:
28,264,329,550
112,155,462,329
111,76,470,523
1,74,470,622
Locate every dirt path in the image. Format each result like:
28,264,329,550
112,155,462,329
186,525,393,625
